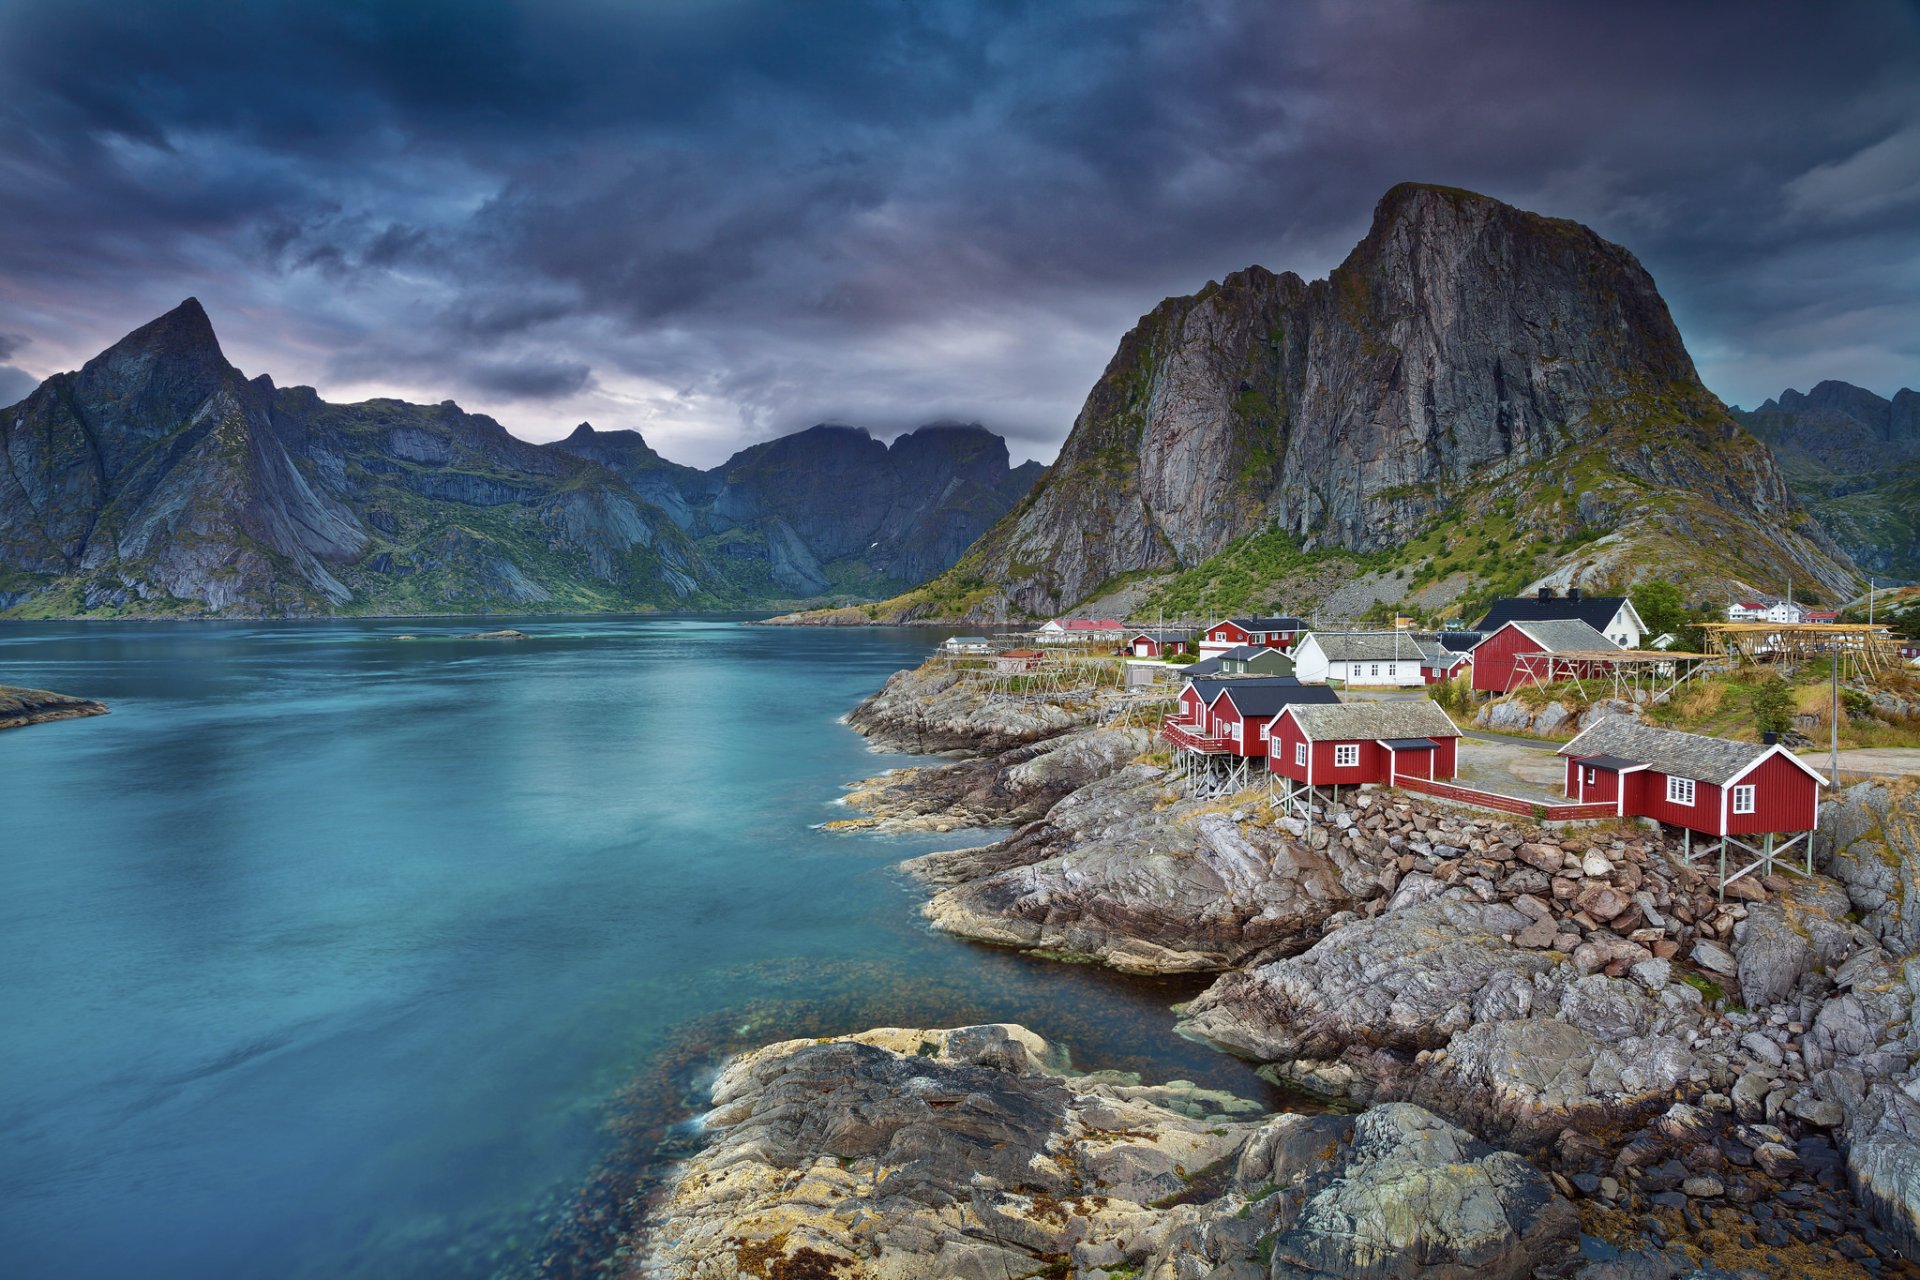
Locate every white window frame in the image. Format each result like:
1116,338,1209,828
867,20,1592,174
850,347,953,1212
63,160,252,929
1732,784,1756,815
1334,743,1360,768
1666,775,1696,806
1294,740,1307,766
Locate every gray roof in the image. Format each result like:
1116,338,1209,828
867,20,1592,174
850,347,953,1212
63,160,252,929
1558,717,1790,785
1129,629,1189,642
1183,656,1224,677
1285,700,1459,742
1303,631,1433,663
1502,618,1619,653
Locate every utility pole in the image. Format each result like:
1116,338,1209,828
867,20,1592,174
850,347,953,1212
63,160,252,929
1830,648,1840,790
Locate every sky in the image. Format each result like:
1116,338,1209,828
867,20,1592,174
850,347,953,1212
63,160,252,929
1,0,1917,469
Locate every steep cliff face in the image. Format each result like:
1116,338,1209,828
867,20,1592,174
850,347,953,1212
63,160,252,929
1736,382,1920,579
551,420,1042,597
899,183,1857,619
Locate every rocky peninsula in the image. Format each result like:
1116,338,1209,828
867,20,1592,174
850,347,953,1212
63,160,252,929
0,685,108,730
620,660,1920,1277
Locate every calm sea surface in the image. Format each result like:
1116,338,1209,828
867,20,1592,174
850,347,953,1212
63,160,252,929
0,617,1278,1280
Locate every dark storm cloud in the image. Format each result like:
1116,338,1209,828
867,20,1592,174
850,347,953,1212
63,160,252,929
0,0,1915,465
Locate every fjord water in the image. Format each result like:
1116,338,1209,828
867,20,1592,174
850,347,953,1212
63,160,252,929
0,618,1272,1280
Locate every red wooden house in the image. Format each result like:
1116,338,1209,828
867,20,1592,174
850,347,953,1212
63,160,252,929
1127,629,1191,658
1201,616,1307,654
1164,677,1340,796
1265,700,1461,808
1470,618,1621,694
1558,718,1828,893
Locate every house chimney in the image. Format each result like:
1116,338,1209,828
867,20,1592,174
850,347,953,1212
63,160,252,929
1763,731,1779,746
1537,587,1551,602
1568,587,1582,602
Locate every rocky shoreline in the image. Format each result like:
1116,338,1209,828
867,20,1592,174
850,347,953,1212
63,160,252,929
0,685,109,730
619,659,1920,1277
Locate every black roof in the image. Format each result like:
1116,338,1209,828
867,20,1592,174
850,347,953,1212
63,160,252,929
1472,595,1629,634
1221,615,1306,631
1434,631,1482,652
1183,656,1224,677
1208,679,1342,716
1577,754,1642,771
1382,737,1439,750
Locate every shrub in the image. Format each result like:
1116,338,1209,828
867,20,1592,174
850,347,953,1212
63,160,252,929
1750,676,1795,736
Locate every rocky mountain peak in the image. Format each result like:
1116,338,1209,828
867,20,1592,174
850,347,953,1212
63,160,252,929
885,182,1857,618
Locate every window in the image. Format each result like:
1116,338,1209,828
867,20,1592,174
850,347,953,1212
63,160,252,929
1386,663,1396,678
1334,744,1360,768
1667,776,1696,806
1294,741,1307,766
1732,784,1756,815
1370,664,1380,677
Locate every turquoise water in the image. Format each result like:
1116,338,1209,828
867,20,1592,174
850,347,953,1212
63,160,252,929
0,618,1277,1280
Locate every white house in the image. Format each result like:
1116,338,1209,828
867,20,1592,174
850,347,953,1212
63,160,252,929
1292,631,1432,687
1766,600,1807,625
943,636,992,654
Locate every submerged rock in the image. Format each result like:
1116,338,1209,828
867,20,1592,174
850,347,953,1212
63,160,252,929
0,685,109,730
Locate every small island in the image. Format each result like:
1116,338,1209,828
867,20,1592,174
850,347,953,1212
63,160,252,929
0,685,109,731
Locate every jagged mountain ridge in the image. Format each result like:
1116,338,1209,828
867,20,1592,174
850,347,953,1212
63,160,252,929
550,421,1043,596
876,183,1858,621
0,302,1039,616
1734,381,1920,580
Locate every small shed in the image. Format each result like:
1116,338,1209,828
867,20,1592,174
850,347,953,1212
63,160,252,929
943,636,992,654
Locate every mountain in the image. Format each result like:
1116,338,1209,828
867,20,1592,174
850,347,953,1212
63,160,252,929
1733,381,1920,580
862,183,1859,623
549,421,1043,597
0,302,1038,617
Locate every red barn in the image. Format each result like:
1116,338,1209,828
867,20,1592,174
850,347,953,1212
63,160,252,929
1558,718,1828,893
1201,615,1307,653
1266,700,1460,792
1470,619,1620,694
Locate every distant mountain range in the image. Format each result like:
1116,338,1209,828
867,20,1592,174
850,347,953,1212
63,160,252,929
833,183,1863,624
1733,382,1919,580
0,301,1040,617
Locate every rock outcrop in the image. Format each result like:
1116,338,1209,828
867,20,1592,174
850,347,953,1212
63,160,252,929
874,183,1856,622
0,685,109,730
844,658,1107,754
628,1024,1578,1280
1817,779,1920,954
829,727,1150,834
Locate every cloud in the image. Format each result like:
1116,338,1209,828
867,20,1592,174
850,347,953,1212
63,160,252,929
465,356,593,400
0,365,37,406
0,0,1917,465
